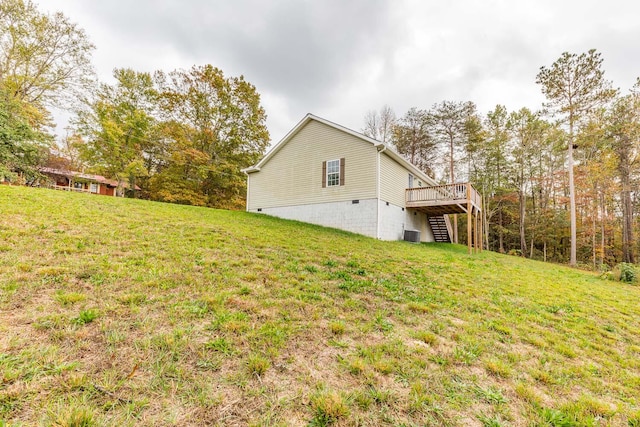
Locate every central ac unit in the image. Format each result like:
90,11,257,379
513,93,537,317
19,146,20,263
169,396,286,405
403,229,420,243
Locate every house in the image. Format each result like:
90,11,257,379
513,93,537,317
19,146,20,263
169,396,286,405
242,114,482,251
39,167,138,196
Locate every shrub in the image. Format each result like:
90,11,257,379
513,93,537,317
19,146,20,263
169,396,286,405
602,263,638,284
600,270,616,281
618,263,637,283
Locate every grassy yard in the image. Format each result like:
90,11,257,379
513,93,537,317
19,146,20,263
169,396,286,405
0,186,639,426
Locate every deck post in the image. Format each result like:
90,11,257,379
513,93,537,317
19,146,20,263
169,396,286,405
453,215,458,244
472,209,476,253
472,210,476,253
467,184,472,254
475,209,479,253
479,207,483,252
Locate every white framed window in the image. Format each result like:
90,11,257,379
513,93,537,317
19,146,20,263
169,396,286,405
322,158,344,187
408,174,414,188
326,159,340,187
90,183,98,193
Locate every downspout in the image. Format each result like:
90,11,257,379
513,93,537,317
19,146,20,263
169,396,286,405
244,171,251,212
376,144,387,239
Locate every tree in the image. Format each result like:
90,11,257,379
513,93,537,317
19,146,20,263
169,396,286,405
152,65,269,208
429,100,479,243
363,105,396,143
147,121,211,206
536,49,617,266
393,107,436,176
0,0,93,180
429,100,478,184
605,82,640,263
480,105,510,252
0,0,95,112
507,108,545,257
529,123,566,262
54,132,86,171
75,69,157,195
0,87,49,182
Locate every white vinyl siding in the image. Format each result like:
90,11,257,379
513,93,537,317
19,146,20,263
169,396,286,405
248,120,376,209
380,153,416,207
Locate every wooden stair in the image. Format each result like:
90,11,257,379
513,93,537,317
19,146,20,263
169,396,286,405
428,215,451,243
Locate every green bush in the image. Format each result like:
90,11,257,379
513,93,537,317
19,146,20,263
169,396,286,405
618,263,637,283
602,263,638,284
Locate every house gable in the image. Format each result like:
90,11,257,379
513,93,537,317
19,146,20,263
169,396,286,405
246,117,378,210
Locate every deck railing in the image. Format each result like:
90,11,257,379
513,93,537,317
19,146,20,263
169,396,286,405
49,185,93,193
406,182,481,210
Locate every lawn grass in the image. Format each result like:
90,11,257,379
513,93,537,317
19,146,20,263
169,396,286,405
1,185,639,426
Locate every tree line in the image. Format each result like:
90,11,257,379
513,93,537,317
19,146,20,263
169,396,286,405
365,50,639,268
0,0,269,209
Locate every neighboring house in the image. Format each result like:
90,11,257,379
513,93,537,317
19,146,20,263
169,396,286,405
242,114,482,250
39,167,138,197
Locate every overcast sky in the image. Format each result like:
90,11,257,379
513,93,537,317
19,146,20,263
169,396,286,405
43,0,640,144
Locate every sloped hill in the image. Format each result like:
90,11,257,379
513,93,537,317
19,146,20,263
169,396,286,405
0,186,639,426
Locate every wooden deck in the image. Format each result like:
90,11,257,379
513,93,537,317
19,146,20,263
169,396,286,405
406,183,483,253
406,182,482,215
